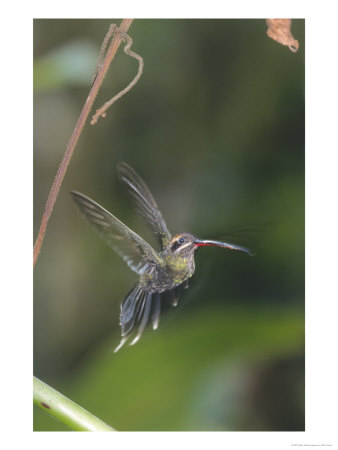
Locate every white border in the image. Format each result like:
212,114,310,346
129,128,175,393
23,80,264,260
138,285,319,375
1,1,337,449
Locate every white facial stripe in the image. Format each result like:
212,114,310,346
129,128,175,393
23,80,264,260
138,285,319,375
176,242,191,252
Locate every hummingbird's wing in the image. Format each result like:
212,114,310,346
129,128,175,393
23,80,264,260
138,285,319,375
71,191,161,275
117,162,172,250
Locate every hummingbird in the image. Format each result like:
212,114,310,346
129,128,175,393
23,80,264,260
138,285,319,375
71,162,253,352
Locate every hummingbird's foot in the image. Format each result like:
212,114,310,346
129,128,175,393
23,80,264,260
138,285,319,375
166,288,180,307
183,280,189,289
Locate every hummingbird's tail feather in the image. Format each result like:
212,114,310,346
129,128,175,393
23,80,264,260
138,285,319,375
114,281,188,352
113,335,129,353
114,285,145,352
130,292,152,346
120,285,143,337
114,286,160,352
151,293,161,330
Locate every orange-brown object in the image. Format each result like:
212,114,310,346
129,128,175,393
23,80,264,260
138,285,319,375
33,19,134,267
266,19,299,53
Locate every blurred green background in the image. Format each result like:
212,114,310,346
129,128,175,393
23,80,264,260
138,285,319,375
33,19,304,431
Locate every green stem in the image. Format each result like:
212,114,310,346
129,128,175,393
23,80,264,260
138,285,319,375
33,376,116,431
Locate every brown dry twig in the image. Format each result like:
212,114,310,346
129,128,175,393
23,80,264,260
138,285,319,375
34,19,137,267
91,24,144,125
266,19,299,53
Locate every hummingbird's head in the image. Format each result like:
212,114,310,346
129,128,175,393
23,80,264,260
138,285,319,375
168,233,253,257
168,233,199,258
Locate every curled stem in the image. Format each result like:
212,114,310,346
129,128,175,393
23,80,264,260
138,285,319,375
33,19,134,267
91,25,144,125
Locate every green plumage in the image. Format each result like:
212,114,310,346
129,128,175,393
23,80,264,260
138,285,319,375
71,162,252,351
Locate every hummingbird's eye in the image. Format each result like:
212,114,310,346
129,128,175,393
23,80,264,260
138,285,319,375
170,236,186,251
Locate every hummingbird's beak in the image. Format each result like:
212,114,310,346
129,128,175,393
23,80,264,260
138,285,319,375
194,239,254,256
